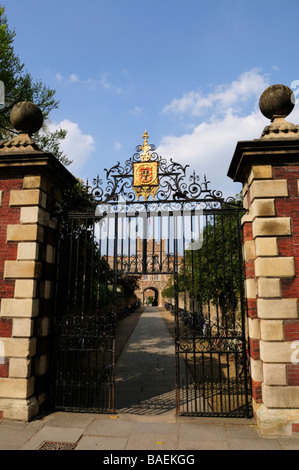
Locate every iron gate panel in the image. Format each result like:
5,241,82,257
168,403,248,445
51,215,116,412
51,132,252,417
173,208,251,417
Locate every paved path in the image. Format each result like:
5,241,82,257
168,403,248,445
1,306,299,450
1,411,299,451
115,306,182,414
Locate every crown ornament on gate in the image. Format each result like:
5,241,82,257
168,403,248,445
139,131,152,162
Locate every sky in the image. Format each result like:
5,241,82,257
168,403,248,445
3,0,299,198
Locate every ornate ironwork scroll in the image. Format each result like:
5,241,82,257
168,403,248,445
83,132,239,209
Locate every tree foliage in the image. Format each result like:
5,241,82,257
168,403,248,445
0,5,71,164
163,194,244,324
118,275,141,298
162,276,175,299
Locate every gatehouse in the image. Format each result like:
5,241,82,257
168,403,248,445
0,85,299,436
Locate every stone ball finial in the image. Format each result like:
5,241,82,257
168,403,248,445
259,84,295,120
10,101,43,135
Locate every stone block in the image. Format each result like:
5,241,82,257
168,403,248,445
260,340,293,363
0,337,36,358
250,358,263,382
23,175,47,191
260,320,284,340
241,213,252,226
258,278,281,298
36,317,50,337
245,279,257,298
250,199,276,219
252,217,291,238
20,206,50,226
0,299,39,318
9,358,31,378
242,182,248,198
0,396,39,421
263,363,287,386
0,377,34,399
255,404,299,437
248,317,260,339
4,260,42,279
255,237,278,257
46,245,55,263
243,240,255,260
7,224,44,242
17,242,39,261
255,257,295,278
250,180,288,200
12,318,34,337
14,280,37,298
9,189,46,208
262,383,299,408
43,280,52,300
257,298,298,319
53,187,63,203
34,354,48,376
248,165,273,185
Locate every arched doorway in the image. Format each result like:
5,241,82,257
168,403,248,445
143,287,159,306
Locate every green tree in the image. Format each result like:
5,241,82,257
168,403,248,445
117,274,141,298
162,276,175,298
0,4,71,164
163,194,244,327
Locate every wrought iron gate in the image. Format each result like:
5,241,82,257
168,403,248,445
51,132,252,417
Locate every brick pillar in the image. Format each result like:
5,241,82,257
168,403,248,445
228,85,299,436
0,102,76,420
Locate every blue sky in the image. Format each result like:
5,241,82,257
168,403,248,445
3,0,299,197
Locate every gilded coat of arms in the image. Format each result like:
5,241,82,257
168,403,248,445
133,131,159,200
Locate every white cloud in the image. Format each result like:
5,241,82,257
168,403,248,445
129,106,143,115
56,72,122,93
158,110,266,164
46,119,95,173
100,72,122,94
162,68,269,117
114,141,122,151
158,69,273,196
69,73,80,83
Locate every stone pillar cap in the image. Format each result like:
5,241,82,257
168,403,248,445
259,85,299,139
0,101,44,153
10,101,44,135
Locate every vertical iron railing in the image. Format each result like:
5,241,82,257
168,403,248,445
175,207,252,418
52,214,115,413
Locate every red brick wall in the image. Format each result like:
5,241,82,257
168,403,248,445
0,318,12,337
273,167,299,302
251,379,262,403
0,360,9,378
287,364,299,386
292,423,299,433
0,179,22,342
242,212,261,403
284,320,299,341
